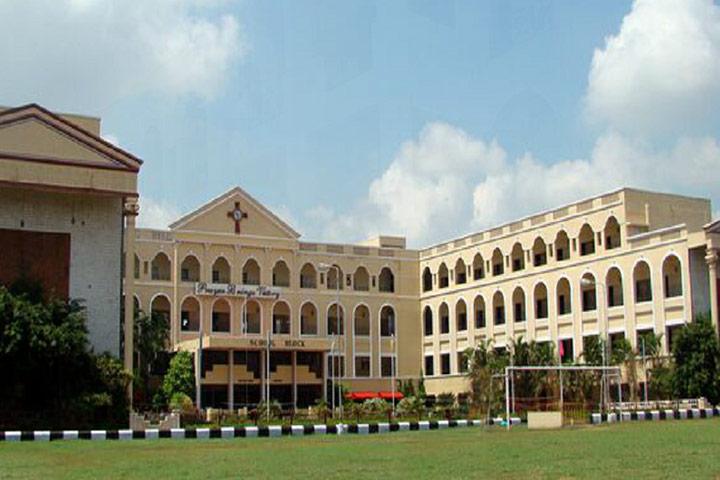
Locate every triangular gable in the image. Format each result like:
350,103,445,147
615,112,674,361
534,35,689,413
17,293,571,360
0,104,141,172
169,187,301,239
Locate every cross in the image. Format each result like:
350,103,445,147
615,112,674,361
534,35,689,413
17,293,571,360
227,201,248,234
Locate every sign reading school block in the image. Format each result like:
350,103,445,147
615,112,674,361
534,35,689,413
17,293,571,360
194,282,281,299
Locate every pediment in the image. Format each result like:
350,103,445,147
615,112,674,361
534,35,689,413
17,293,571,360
0,104,141,172
169,187,300,239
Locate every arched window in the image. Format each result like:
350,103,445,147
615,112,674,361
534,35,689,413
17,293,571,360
353,267,370,291
604,216,621,250
300,302,318,335
212,298,231,332
557,278,572,315
472,253,485,280
439,303,450,334
327,303,344,335
212,257,231,284
534,283,548,319
379,267,395,293
180,255,200,282
272,260,290,287
422,267,433,292
555,230,570,261
180,297,200,331
380,306,395,337
354,304,370,336
581,273,597,312
151,252,171,281
511,243,525,272
300,263,317,289
327,265,344,290
272,301,291,335
634,261,652,303
492,248,504,276
533,237,547,267
438,263,449,288
606,267,624,307
456,299,467,332
423,306,433,336
663,255,683,298
150,295,171,330
455,258,467,284
493,291,505,325
512,287,526,322
474,295,486,328
579,224,595,256
244,300,261,334
242,259,261,285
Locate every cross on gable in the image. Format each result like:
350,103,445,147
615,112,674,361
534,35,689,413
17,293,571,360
227,202,248,234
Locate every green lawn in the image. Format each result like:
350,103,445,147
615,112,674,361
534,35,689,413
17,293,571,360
2,420,720,479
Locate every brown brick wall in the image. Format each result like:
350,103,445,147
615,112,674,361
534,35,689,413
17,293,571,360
0,228,70,298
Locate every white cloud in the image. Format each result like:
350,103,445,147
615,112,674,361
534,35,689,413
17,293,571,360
586,0,720,134
137,197,181,230
302,123,507,246
0,0,244,110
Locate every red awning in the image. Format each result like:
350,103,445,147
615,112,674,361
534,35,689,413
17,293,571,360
345,391,405,401
378,391,404,400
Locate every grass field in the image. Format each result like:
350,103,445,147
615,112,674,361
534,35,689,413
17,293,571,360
2,419,720,479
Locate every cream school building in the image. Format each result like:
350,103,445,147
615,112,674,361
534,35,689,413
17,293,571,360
132,184,720,407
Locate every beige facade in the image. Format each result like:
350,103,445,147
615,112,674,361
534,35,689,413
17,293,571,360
133,187,419,408
3,104,719,408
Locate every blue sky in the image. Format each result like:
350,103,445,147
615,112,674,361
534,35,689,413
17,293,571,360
2,0,719,246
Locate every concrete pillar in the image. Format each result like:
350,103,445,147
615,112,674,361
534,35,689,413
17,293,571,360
123,199,139,410
706,249,719,335
260,349,266,401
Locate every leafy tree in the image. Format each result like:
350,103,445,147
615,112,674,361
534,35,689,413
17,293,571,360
466,341,508,418
0,287,130,429
511,337,556,404
672,314,720,404
582,335,604,366
160,351,195,406
417,370,427,400
134,310,169,405
314,399,331,424
397,396,425,421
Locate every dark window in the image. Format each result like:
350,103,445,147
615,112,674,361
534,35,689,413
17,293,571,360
423,309,433,336
441,314,450,334
475,308,486,328
534,252,547,266
514,302,525,322
512,258,523,271
181,268,190,281
635,279,652,303
327,355,345,377
558,295,569,315
440,353,451,375
494,306,505,325
212,311,230,332
474,267,484,280
424,355,434,376
556,248,567,261
493,262,504,276
355,356,371,377
381,357,395,377
535,298,548,319
457,313,467,331
559,338,574,364
582,289,597,312
580,241,595,256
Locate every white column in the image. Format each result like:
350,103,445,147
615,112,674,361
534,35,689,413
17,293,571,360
122,200,138,410
707,249,719,336
292,351,297,409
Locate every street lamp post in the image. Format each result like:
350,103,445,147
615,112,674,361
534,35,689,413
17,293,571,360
319,262,341,418
581,277,609,412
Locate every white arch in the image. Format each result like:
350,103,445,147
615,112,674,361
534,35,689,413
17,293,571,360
242,297,264,335
298,300,319,336
631,257,654,303
179,294,203,332
352,302,372,338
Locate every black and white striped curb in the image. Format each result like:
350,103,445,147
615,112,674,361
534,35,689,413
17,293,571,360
591,407,720,424
0,418,522,441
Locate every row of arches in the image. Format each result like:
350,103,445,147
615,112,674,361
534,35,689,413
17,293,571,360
142,253,395,293
423,217,622,292
148,295,398,337
423,255,683,336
